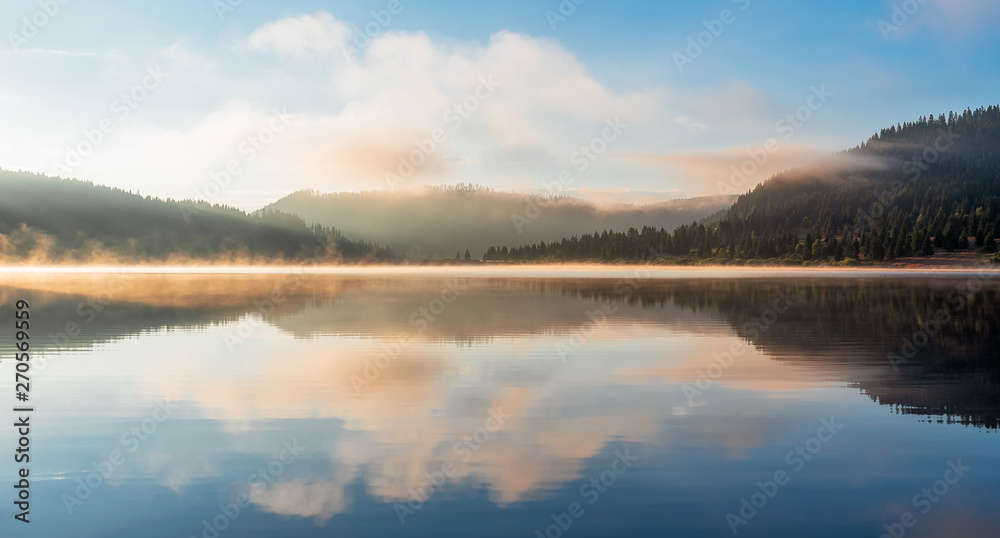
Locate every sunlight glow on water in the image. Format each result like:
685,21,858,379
0,265,995,278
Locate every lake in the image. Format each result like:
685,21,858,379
1,269,998,537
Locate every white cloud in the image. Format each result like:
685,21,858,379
56,14,663,204
242,11,352,60
2,10,847,206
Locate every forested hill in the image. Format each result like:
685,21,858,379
0,171,395,264
265,185,735,261
718,105,1000,258
485,106,1000,264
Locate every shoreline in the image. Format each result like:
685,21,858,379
0,264,997,278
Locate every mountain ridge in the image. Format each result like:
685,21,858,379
482,105,1000,264
264,185,736,261
0,171,395,264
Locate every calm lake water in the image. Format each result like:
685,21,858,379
1,269,999,537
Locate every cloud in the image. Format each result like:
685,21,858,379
63,16,661,203
250,479,353,523
674,116,708,131
18,276,896,524
121,327,665,521
3,10,855,207
242,11,351,60
626,143,834,194
3,10,840,206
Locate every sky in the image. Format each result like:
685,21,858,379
1,0,998,210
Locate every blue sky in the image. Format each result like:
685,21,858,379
1,0,998,208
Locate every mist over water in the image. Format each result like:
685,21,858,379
1,272,998,537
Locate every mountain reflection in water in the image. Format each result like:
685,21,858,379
0,272,997,538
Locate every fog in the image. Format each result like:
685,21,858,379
266,186,736,260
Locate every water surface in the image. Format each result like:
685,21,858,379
1,271,998,537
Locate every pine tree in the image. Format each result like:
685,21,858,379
984,233,997,253
922,235,935,256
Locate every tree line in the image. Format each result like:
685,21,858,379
484,106,1000,264
0,172,395,264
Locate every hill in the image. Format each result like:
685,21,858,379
0,171,395,264
485,105,1000,264
264,185,735,261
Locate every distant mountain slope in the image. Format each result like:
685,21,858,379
485,105,1000,263
264,185,735,260
715,105,1000,259
0,171,394,264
